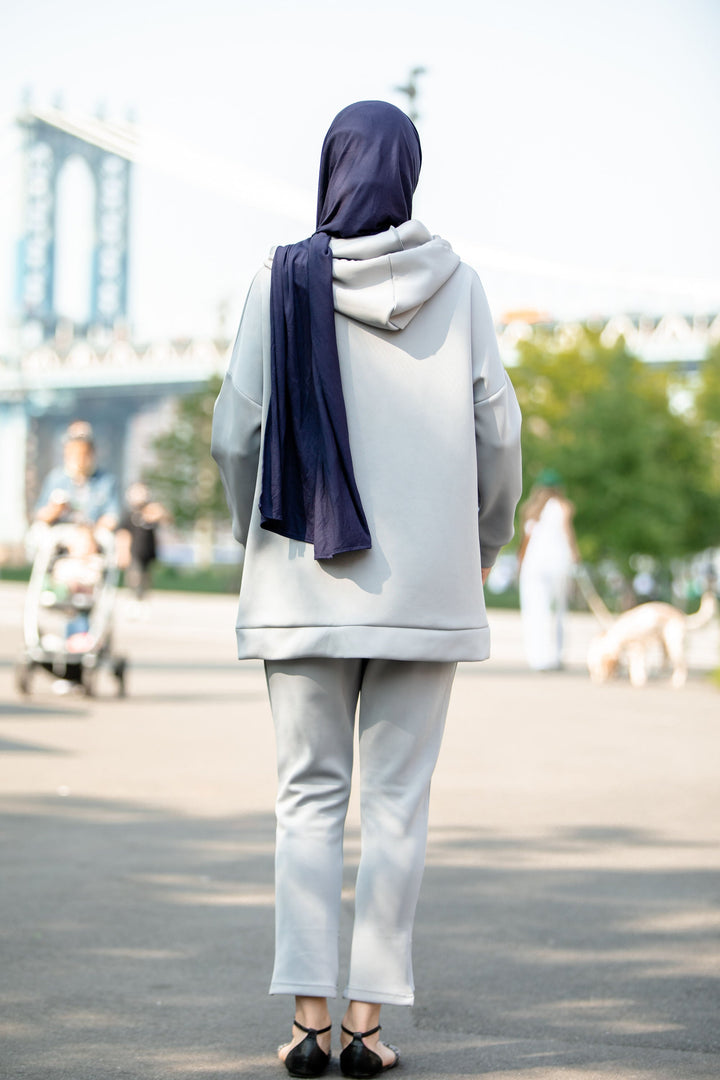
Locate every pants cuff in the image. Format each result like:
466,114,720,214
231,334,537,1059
269,981,338,998
343,986,414,1006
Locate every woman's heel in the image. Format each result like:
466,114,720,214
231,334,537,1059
339,1024,399,1078
283,1019,332,1078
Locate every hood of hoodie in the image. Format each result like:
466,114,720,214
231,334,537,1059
330,220,460,331
266,221,460,333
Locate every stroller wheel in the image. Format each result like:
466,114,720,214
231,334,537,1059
15,660,33,697
114,658,127,698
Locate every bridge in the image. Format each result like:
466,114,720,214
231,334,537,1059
2,308,717,557
3,305,717,398
1,103,718,557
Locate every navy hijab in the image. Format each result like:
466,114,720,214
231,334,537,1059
259,101,422,559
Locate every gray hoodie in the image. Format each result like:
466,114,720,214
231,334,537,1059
212,221,522,661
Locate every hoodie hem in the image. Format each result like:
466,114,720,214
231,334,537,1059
235,624,490,662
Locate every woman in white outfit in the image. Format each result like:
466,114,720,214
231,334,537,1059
518,477,579,671
212,101,522,1078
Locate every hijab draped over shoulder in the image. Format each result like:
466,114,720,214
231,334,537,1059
259,101,422,560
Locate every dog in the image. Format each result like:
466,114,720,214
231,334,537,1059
587,591,717,688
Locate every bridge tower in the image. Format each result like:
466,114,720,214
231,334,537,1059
16,104,136,341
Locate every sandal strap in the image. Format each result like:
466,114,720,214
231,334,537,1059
294,1019,332,1036
341,1022,381,1039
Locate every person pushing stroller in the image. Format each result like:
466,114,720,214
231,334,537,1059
17,421,126,697
34,420,120,532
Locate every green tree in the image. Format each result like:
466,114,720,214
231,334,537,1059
696,341,720,427
696,341,720,500
511,326,720,573
144,375,228,563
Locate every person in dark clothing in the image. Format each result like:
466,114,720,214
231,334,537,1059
117,483,168,603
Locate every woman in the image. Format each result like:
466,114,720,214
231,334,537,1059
212,101,522,1078
518,473,579,671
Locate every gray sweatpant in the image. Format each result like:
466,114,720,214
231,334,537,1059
264,657,456,1006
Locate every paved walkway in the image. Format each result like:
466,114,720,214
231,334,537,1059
1,583,719,1079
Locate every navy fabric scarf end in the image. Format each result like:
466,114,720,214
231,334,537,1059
259,234,371,560
259,100,421,561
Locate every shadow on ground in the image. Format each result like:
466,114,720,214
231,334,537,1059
2,794,719,1078
415,826,720,1055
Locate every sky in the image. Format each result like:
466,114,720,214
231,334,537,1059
1,0,719,344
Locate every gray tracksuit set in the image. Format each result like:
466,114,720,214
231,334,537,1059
212,220,522,1004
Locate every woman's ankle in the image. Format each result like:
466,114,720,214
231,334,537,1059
295,994,331,1030
343,1000,381,1035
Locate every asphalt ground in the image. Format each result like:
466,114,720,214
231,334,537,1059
1,581,719,1080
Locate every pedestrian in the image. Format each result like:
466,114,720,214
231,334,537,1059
117,483,169,612
32,420,120,692
212,100,522,1078
517,471,579,671
34,420,120,532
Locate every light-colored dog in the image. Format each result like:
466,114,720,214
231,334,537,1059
587,591,717,688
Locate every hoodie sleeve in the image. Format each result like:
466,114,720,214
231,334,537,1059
211,271,266,546
469,271,523,568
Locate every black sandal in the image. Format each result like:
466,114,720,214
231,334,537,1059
339,1024,400,1078
281,1019,332,1078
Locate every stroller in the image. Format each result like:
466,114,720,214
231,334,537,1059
16,522,127,698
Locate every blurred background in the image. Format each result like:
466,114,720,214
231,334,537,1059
1,0,719,611
3,9,719,1070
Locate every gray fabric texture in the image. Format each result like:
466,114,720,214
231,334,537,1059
265,656,457,1004
212,221,522,661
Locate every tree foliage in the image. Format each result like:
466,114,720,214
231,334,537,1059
144,375,227,530
141,336,720,577
511,326,720,572
696,341,720,428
